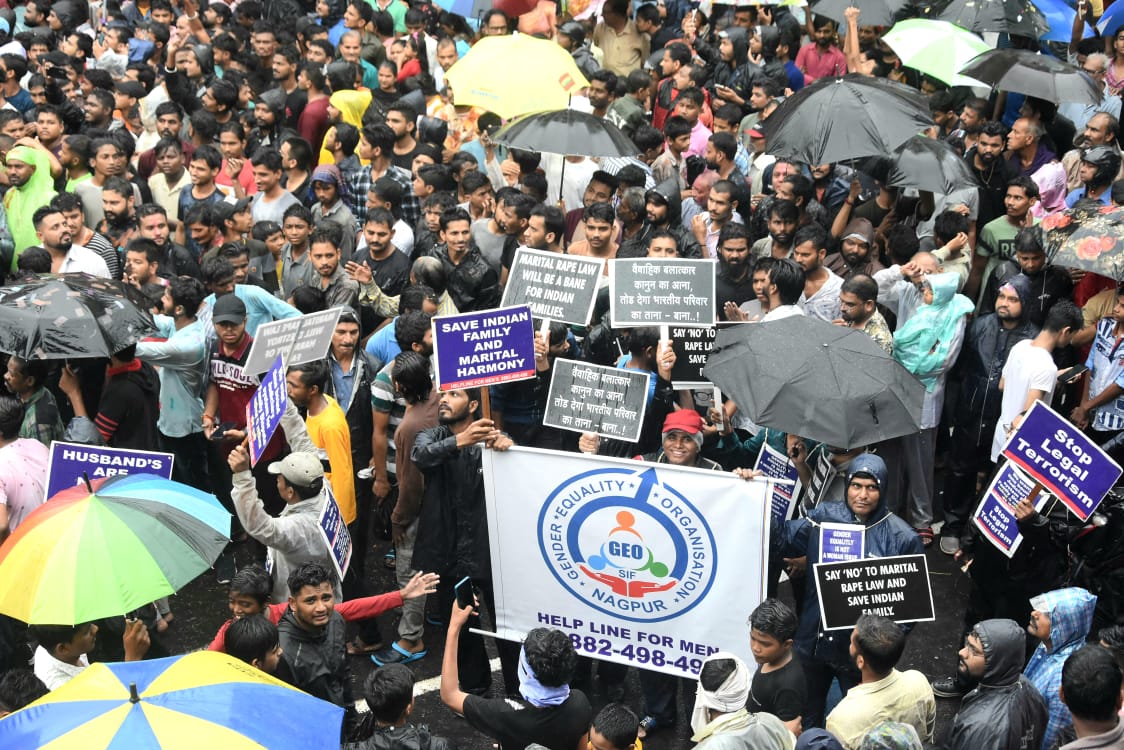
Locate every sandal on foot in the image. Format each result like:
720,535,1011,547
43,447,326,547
371,641,428,666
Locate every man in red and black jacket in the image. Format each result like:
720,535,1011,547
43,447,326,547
58,344,159,451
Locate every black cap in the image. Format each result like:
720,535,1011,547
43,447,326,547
211,294,247,324
213,196,253,224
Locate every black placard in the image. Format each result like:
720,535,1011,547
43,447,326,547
670,326,717,387
500,248,603,326
813,554,935,631
609,258,716,328
543,359,650,442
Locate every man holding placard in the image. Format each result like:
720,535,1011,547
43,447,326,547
775,453,922,729
411,387,521,698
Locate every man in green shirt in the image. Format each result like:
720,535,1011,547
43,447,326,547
968,175,1039,306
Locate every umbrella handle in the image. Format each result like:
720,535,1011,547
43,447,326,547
82,472,93,493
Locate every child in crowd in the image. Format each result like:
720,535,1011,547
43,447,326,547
344,663,455,750
589,703,642,750
31,620,149,691
225,614,285,677
746,598,805,735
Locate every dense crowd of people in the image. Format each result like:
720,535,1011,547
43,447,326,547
1,0,1124,748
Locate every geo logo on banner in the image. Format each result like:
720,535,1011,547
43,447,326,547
538,466,717,624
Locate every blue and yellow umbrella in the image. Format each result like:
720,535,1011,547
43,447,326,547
0,651,344,748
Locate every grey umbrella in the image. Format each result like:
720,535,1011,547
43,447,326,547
886,135,980,194
959,49,1101,105
703,316,924,449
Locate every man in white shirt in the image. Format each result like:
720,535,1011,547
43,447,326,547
792,223,843,322
32,205,110,277
761,258,807,322
992,300,1083,461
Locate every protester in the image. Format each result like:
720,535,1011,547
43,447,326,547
945,619,1049,750
1024,587,1099,750
690,652,795,748
226,400,336,602
345,663,456,749
0,396,48,543
4,356,63,447
31,620,149,690
441,602,592,750
747,598,805,735
777,453,923,728
413,386,521,696
825,615,935,748
1059,645,1124,749
277,560,436,736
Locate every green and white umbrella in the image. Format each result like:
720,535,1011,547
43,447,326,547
882,18,990,88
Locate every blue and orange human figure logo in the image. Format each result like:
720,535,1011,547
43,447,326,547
537,467,718,623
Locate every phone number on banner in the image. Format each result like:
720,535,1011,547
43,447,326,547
540,611,719,675
568,634,709,673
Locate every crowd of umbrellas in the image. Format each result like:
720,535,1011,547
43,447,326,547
3,0,1124,744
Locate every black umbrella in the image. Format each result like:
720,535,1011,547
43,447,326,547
493,108,639,202
760,74,935,166
492,108,639,158
810,0,910,28
959,49,1101,105
703,317,924,449
910,0,1049,38
0,273,157,359
886,135,980,193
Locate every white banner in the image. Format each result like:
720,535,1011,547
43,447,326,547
482,447,771,679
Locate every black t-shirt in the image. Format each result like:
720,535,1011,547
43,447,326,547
746,653,806,722
360,247,412,297
462,691,592,750
284,88,308,130
392,145,420,172
853,198,890,229
716,267,756,320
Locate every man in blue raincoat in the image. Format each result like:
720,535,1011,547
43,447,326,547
775,452,923,730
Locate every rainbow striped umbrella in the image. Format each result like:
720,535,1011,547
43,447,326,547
0,651,343,749
0,473,229,624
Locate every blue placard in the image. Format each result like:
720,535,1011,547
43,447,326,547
432,305,538,391
1002,401,1123,520
973,461,1050,558
45,441,175,500
754,442,801,525
819,523,865,564
318,487,352,580
248,355,286,466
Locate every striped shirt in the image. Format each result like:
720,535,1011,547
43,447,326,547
1086,317,1124,431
